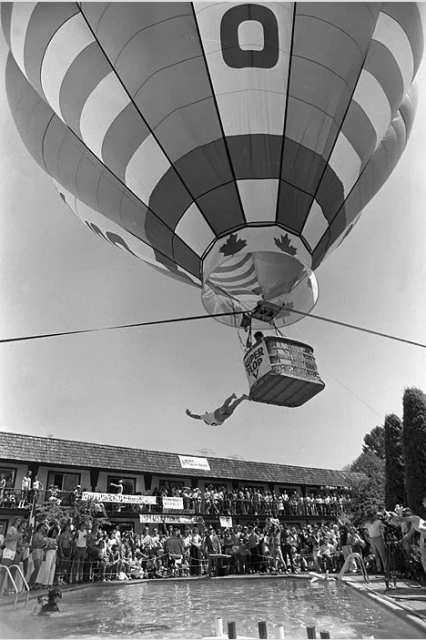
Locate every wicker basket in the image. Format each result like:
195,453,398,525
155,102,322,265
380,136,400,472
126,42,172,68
245,336,325,407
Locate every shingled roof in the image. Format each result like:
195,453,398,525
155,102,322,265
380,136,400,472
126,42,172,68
0,431,352,487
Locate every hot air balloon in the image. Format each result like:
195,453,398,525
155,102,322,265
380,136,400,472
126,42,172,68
1,2,423,407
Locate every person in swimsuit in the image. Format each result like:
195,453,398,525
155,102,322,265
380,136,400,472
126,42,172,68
39,587,62,615
186,393,249,426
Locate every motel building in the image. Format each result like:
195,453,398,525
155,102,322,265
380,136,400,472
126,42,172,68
0,431,353,536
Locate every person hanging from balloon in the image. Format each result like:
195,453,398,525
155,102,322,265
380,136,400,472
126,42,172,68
186,393,249,426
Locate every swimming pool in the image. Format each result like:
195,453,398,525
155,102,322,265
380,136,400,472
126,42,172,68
0,577,424,639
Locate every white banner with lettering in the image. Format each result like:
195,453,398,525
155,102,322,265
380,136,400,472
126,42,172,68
82,492,157,505
140,514,200,524
219,516,233,528
243,339,272,386
178,455,210,471
162,496,184,510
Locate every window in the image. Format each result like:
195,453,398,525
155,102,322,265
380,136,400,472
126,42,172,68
107,476,135,495
47,472,80,492
0,467,16,489
159,480,184,491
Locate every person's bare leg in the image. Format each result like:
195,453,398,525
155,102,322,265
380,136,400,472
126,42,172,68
222,393,237,410
226,394,249,416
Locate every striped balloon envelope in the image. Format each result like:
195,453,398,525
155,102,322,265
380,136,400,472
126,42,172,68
2,3,424,329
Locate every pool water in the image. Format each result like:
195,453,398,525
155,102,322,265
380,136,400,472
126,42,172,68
0,577,423,639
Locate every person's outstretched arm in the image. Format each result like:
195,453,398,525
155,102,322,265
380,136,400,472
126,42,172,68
186,409,202,420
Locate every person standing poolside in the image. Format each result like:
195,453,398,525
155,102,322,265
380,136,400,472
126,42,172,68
186,393,249,426
58,523,73,584
362,512,386,574
29,523,47,589
0,516,22,594
72,523,88,583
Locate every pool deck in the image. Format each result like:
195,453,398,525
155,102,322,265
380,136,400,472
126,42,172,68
344,573,426,634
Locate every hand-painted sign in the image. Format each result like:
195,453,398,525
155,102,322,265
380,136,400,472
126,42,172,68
162,497,184,510
82,492,156,504
178,455,210,471
220,516,233,528
140,515,201,524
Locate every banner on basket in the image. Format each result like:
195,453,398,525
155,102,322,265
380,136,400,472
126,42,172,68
243,339,272,386
178,455,210,471
82,491,157,505
162,497,184,510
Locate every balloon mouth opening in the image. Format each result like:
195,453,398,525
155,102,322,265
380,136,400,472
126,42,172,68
201,251,318,329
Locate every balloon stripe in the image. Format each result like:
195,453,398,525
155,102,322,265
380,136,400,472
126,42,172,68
340,101,377,174
0,2,13,50
40,13,95,122
9,2,37,76
174,203,216,258
151,99,224,166
58,40,111,139
228,134,282,180
196,183,245,236
79,71,130,160
172,138,234,201
352,70,392,152
312,94,413,268
373,12,414,98
23,2,79,103
364,41,405,119
210,264,256,285
94,3,194,69
101,103,151,185
328,133,362,199
382,2,424,76
301,201,329,252
237,179,279,224
5,54,53,174
125,135,170,207
215,254,253,274
6,49,202,282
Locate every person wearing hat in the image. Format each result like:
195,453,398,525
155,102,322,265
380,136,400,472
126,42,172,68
186,393,249,427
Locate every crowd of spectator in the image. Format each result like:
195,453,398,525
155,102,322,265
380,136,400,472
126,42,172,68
1,476,352,519
5,507,423,595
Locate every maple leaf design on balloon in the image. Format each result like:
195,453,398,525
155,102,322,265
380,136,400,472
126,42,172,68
220,233,247,257
274,234,297,256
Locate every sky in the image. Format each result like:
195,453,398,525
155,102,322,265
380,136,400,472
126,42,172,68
1,24,426,472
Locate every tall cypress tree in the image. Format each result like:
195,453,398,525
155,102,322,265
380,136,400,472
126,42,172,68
384,413,406,509
402,388,426,517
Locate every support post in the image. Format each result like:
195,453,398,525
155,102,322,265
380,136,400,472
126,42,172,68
275,625,285,639
215,617,224,637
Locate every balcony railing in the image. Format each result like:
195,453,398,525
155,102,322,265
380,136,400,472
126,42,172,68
0,488,350,519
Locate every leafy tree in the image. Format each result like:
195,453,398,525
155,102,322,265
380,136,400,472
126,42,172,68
403,387,426,518
34,496,109,530
384,413,406,509
362,425,385,459
345,451,385,524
